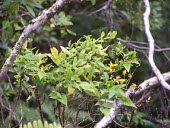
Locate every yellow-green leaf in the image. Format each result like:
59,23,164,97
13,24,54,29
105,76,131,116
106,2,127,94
100,31,105,39
68,87,75,95
50,47,58,57
100,107,110,117
22,40,28,49
60,46,69,54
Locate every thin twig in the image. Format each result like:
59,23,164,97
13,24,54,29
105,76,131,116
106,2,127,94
89,0,113,16
111,118,128,128
6,75,22,128
6,74,14,90
34,87,44,125
128,109,135,128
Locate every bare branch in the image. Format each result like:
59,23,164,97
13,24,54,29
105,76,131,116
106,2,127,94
0,0,74,80
143,0,170,90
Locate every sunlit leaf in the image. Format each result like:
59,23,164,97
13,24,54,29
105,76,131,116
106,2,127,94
107,31,117,39
26,5,35,17
123,63,131,72
60,46,69,54
68,87,75,95
100,31,105,39
22,40,28,49
2,21,10,29
67,29,76,36
59,94,67,105
103,103,113,108
119,95,136,108
50,47,58,57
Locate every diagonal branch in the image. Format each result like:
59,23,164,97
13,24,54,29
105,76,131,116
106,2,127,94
0,0,75,81
143,0,170,90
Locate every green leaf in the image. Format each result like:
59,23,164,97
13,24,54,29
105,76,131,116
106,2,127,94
132,60,140,65
95,101,102,106
38,70,46,80
50,47,58,57
49,91,67,105
22,40,28,49
7,2,19,15
102,103,113,108
100,107,110,117
31,1,43,8
67,29,76,36
107,31,117,39
97,61,105,68
49,47,62,65
119,95,136,108
57,11,73,26
109,84,126,99
49,90,58,99
6,89,18,96
58,94,67,106
103,72,109,82
79,82,100,97
26,5,35,17
123,63,132,72
60,46,69,54
108,88,117,99
4,25,13,40
2,21,10,29
100,31,105,39
89,0,96,5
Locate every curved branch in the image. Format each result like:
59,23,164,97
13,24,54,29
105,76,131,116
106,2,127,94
143,0,170,90
0,0,74,80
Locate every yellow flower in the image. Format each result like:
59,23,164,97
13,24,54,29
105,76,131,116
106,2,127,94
122,70,127,75
36,60,43,66
41,65,45,72
146,96,151,103
132,83,137,87
128,73,132,78
120,79,126,83
108,62,118,72
116,75,121,80
118,41,122,45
